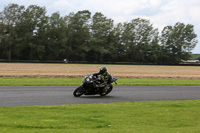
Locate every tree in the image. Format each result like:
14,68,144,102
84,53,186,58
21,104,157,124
87,12,114,62
24,5,48,60
66,10,91,61
44,12,69,60
12,5,48,60
121,18,159,62
160,22,198,64
0,3,198,64
111,23,127,62
0,4,25,60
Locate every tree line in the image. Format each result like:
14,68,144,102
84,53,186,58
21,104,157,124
0,4,198,64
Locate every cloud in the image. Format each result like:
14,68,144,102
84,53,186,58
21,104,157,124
190,7,200,21
150,0,200,53
149,0,161,7
47,0,73,14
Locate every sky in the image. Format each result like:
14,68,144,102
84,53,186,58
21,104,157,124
1,0,200,53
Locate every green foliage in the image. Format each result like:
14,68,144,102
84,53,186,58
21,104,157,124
190,54,200,60
0,3,198,64
0,4,25,60
88,12,114,62
160,22,198,64
67,10,91,61
1,100,200,132
120,18,159,62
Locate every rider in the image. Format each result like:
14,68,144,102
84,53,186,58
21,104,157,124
93,66,112,93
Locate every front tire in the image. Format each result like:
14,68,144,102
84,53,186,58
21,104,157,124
73,86,84,97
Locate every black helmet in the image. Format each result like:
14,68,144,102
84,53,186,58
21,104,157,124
99,66,107,75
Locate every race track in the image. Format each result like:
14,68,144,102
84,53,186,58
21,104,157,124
0,86,200,106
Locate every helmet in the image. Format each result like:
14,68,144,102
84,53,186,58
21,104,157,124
99,66,107,75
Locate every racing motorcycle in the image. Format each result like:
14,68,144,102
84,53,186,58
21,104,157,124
73,74,117,97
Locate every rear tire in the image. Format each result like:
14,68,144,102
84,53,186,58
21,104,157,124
73,86,84,97
100,84,113,96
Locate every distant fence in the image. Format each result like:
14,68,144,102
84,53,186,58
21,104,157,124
0,59,63,63
0,59,200,66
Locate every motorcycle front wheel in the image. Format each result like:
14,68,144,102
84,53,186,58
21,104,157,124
73,86,84,97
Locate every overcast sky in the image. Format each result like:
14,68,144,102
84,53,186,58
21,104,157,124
1,0,200,53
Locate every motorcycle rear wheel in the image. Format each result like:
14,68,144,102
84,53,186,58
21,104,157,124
73,86,84,97
100,84,113,96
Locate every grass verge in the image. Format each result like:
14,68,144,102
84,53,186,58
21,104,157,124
0,77,200,86
0,100,200,133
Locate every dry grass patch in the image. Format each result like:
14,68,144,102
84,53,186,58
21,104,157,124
0,63,200,79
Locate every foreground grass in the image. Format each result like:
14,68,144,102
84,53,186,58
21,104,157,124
0,77,200,86
0,100,200,133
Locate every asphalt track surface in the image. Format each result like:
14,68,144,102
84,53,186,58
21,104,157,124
0,86,200,106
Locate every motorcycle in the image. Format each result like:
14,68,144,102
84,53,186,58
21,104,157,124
73,74,117,97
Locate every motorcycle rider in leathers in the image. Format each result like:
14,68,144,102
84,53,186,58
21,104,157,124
93,66,112,94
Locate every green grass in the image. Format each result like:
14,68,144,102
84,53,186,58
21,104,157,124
0,77,81,86
0,77,200,86
0,100,200,133
119,78,200,86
